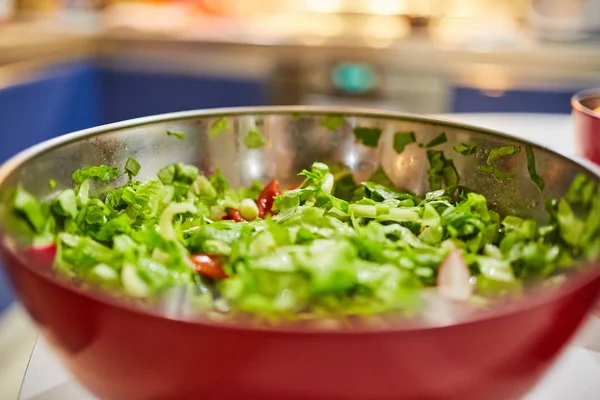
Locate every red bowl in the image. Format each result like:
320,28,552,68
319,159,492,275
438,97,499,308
2,107,600,400
4,247,600,400
572,88,600,165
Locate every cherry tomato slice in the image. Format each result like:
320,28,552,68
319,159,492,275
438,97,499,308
189,254,228,279
256,179,281,218
24,243,57,273
227,208,244,222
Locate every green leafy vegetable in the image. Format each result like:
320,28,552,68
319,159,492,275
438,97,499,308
525,145,545,191
566,174,596,207
393,132,416,154
353,127,382,148
166,130,186,140
245,129,266,149
478,165,515,180
453,143,477,155
210,117,228,138
12,187,45,233
48,179,57,190
425,132,447,148
72,165,120,184
7,153,600,326
124,157,141,178
487,145,520,164
427,150,459,191
321,115,345,131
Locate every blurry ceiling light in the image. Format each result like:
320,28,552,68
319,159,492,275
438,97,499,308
470,64,511,93
407,0,434,16
368,0,406,15
364,37,396,48
364,16,407,39
299,35,327,46
305,0,342,13
317,15,344,36
443,0,477,18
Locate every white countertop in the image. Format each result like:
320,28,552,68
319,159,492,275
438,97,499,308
0,112,591,400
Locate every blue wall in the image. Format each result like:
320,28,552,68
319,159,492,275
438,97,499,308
100,68,267,123
0,60,269,313
451,86,578,114
0,61,103,164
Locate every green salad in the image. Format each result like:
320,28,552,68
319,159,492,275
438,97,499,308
6,155,600,323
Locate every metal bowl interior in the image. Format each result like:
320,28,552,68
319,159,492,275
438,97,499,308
1,107,600,400
1,106,599,326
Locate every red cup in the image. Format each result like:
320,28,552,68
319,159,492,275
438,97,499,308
572,88,600,165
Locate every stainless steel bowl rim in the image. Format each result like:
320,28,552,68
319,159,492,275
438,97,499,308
1,106,599,334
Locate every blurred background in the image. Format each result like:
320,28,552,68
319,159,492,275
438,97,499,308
0,0,600,313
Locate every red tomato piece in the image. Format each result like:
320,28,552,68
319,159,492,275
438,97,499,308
24,243,57,272
189,254,228,279
256,179,281,218
227,208,244,222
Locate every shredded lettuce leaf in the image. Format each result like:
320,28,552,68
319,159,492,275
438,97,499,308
7,156,600,325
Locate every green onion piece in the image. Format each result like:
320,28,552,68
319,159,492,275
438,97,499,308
525,144,545,191
166,130,186,140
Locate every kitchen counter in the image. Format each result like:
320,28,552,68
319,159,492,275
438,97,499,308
0,112,592,399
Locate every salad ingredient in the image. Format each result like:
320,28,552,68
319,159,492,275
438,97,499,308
190,254,227,278
166,130,186,140
321,115,345,131
256,179,281,218
437,250,472,301
6,156,600,324
210,118,228,138
353,127,382,148
245,130,266,149
525,144,545,191
425,132,448,148
393,132,416,154
453,143,478,155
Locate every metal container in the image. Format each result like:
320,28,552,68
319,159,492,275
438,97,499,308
573,88,600,166
0,106,599,400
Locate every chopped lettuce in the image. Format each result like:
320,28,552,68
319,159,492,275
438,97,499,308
393,132,416,154
245,129,266,149
353,127,382,148
425,132,447,148
7,155,600,325
321,115,345,131
72,165,120,184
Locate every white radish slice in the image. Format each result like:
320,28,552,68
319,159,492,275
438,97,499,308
437,249,473,301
